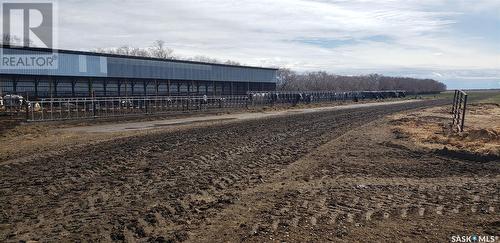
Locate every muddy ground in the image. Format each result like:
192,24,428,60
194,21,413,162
0,99,499,242
0,99,405,163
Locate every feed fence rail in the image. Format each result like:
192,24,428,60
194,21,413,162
23,90,406,122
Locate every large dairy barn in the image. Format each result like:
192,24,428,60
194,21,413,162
0,45,278,98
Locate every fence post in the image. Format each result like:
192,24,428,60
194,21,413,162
460,94,468,132
452,92,457,127
453,90,460,127
92,99,96,117
451,90,457,114
455,91,461,115
50,99,54,120
25,100,29,122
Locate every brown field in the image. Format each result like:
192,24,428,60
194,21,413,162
0,99,498,242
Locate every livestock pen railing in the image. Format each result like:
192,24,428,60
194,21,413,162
20,90,406,122
25,96,248,122
451,90,468,132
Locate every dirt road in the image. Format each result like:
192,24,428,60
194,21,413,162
61,100,421,133
1,99,498,242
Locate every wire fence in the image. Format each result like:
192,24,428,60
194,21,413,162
1,90,407,122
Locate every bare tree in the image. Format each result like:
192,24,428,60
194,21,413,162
149,40,174,59
183,55,242,65
94,45,152,57
186,55,220,63
224,60,241,66
276,68,297,90
1,34,34,47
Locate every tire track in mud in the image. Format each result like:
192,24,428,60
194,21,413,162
216,111,499,242
0,100,448,242
243,180,499,240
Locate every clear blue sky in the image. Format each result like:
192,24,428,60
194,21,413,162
49,0,500,89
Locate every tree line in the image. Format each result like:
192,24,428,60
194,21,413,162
277,69,446,94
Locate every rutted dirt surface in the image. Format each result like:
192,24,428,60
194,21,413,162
0,99,498,242
0,100,418,163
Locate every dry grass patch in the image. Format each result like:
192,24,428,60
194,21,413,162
390,103,500,159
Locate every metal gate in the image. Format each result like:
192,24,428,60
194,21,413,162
451,90,468,132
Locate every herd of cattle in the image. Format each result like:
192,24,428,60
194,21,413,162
248,90,407,105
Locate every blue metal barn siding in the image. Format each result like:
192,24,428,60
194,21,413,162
0,47,277,83
0,48,107,77
105,59,276,82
